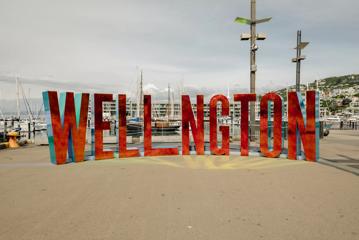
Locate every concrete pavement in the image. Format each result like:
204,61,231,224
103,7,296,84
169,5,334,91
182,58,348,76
0,145,358,240
319,130,359,175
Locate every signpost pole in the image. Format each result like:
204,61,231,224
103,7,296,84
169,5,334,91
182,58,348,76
249,0,256,141
234,0,271,141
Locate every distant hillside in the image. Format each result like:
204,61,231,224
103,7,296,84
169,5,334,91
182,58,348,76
316,74,359,90
275,74,359,100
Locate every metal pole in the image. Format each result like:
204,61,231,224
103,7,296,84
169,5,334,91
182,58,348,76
296,30,301,92
16,77,20,121
167,83,170,121
250,0,256,141
3,120,7,142
231,103,234,139
235,0,271,141
140,70,143,119
295,31,302,158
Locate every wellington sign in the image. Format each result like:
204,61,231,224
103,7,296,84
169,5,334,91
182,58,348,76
42,91,320,165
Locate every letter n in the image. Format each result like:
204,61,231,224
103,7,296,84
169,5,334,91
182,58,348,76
288,91,320,161
181,95,204,155
42,91,89,164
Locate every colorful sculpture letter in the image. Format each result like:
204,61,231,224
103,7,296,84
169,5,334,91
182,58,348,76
42,91,89,164
181,95,205,155
118,94,140,158
287,91,320,161
94,93,114,160
209,95,230,155
260,93,282,158
233,94,256,156
144,95,179,156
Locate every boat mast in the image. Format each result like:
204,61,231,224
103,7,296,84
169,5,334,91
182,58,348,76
136,68,139,118
0,89,4,120
0,109,4,120
167,83,170,121
171,91,174,119
140,70,143,118
179,77,184,119
16,77,20,121
19,82,34,123
129,100,132,118
136,68,144,118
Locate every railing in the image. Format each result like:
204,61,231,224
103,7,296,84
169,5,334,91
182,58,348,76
325,121,359,130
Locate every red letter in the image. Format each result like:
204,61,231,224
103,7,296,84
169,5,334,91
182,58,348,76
234,94,256,156
118,94,140,158
181,95,204,155
94,93,114,160
288,91,318,161
209,95,229,155
260,93,282,158
144,95,179,156
43,91,89,164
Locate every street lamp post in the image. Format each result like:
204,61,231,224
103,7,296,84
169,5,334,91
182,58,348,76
291,30,309,157
235,0,271,141
292,30,309,92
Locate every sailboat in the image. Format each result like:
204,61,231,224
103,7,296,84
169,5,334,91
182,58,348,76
151,83,180,133
126,70,180,136
12,78,47,133
126,70,144,136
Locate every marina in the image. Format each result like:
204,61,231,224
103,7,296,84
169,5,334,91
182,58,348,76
1,71,358,149
0,0,358,239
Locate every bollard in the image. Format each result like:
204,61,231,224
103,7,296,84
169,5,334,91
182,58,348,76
7,132,19,148
28,122,31,139
3,121,7,142
268,120,272,150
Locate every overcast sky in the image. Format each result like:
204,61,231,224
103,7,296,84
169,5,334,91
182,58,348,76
0,0,358,100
